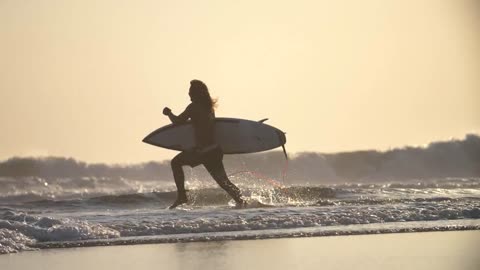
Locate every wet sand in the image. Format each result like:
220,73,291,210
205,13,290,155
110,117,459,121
1,231,479,270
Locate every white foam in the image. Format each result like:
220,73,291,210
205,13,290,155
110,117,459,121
34,219,480,250
0,211,120,253
0,228,36,254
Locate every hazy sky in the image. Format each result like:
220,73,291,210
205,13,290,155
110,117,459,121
1,0,479,163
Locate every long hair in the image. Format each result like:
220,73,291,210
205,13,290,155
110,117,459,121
189,80,217,112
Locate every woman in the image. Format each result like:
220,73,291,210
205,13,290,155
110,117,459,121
163,80,245,209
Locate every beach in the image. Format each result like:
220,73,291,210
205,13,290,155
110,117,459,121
1,230,478,270
2,0,479,269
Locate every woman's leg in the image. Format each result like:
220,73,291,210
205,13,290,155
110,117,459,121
204,160,244,204
169,151,197,208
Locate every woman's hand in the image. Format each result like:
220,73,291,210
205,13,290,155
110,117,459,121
163,107,172,116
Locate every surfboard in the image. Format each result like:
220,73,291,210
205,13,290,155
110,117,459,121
142,118,287,155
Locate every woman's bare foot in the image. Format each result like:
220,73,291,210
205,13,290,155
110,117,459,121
234,197,247,208
169,196,188,209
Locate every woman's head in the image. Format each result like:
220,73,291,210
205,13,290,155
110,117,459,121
189,80,217,112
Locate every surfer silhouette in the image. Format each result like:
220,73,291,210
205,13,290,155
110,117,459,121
163,80,245,209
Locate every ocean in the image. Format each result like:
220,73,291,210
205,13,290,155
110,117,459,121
1,176,479,254
1,135,479,254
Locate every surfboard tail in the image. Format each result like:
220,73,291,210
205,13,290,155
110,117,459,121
274,129,288,160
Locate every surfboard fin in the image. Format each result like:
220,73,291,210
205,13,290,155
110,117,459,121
258,118,269,123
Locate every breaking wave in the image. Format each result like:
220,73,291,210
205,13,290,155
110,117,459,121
0,210,119,254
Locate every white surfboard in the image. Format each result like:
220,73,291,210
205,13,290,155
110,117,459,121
142,118,287,156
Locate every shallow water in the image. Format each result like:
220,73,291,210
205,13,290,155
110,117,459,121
1,177,479,254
